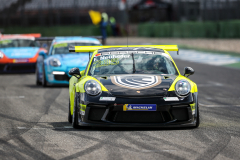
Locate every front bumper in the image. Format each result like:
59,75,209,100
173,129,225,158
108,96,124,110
0,63,36,73
76,92,198,128
45,69,71,85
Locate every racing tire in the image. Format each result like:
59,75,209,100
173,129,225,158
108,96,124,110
72,95,80,129
42,65,47,87
36,67,41,86
68,98,72,123
193,103,200,128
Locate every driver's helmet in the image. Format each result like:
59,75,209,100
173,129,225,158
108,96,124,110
152,57,164,70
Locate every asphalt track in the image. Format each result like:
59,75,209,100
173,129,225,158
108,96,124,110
0,59,240,160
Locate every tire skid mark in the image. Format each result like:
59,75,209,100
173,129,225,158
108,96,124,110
0,146,26,160
0,113,30,124
135,132,198,154
190,129,214,146
62,131,157,153
203,108,240,123
0,137,54,160
63,131,181,159
34,127,63,153
59,143,103,160
219,137,240,159
16,134,55,160
195,132,231,160
0,88,62,160
101,132,124,160
122,133,186,160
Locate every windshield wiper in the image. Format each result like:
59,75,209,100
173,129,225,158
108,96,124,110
132,53,136,73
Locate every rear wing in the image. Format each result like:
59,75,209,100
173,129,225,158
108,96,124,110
69,45,179,54
1,33,41,38
35,37,55,41
35,36,103,43
35,36,102,41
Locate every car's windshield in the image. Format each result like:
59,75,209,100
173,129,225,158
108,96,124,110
88,52,178,76
51,42,99,55
0,39,39,48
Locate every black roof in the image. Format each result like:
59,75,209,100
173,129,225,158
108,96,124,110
98,47,164,53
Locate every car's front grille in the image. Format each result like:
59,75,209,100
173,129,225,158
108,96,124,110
87,105,190,123
0,64,5,71
171,107,189,121
0,64,35,72
88,108,106,121
108,111,167,123
54,74,69,81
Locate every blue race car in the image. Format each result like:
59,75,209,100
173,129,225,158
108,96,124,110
36,37,101,86
0,34,46,73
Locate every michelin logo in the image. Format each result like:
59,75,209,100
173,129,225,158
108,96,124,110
127,105,133,110
124,104,156,111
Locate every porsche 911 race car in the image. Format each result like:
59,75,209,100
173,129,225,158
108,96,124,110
0,34,46,73
68,45,199,128
36,36,101,86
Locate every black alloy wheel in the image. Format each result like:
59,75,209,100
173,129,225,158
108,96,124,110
42,65,47,87
36,66,41,85
72,94,80,129
193,103,200,128
68,98,72,123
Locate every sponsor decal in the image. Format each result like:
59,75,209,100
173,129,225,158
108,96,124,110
93,58,119,68
99,97,116,101
163,97,179,101
13,59,29,63
123,104,157,111
93,54,130,61
11,52,33,57
111,75,162,90
0,39,12,44
53,43,68,48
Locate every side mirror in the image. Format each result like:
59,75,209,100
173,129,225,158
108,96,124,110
69,67,81,79
184,67,194,77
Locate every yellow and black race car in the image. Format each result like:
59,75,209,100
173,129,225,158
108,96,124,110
68,45,199,129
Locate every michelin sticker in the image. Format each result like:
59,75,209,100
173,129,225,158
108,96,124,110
99,97,116,101
123,104,157,111
163,97,179,101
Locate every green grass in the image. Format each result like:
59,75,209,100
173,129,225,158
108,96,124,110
224,62,240,69
3,25,102,37
178,45,240,58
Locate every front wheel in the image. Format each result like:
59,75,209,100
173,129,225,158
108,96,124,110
72,95,80,129
193,103,200,128
42,65,47,87
36,66,41,86
68,98,72,123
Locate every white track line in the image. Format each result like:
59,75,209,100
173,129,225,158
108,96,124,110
0,96,25,99
170,49,240,66
17,126,73,129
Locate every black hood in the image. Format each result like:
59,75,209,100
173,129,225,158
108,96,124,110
95,74,177,97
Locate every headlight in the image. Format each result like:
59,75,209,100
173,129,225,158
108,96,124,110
84,80,102,96
0,51,4,59
50,58,61,67
175,80,191,96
